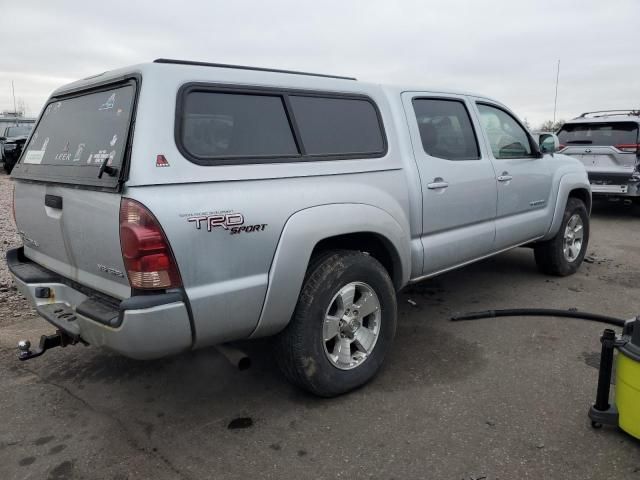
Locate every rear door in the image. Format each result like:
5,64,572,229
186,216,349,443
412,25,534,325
474,101,553,249
11,80,138,299
403,93,497,275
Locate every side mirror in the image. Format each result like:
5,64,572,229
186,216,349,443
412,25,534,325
539,133,560,154
0,137,6,142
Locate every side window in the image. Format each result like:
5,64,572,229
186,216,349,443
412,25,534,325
477,104,533,159
180,91,299,159
412,98,480,161
288,95,385,156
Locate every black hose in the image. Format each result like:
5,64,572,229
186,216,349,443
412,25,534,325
451,308,627,327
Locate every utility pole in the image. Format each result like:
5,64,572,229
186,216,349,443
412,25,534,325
553,60,560,125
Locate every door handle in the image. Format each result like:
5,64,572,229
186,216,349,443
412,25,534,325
427,178,449,190
497,172,513,182
44,194,63,209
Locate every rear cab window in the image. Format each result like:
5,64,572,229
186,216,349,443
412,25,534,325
176,85,386,164
557,122,639,148
12,79,138,189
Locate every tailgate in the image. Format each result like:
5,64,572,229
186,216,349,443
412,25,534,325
11,79,138,300
564,146,636,172
14,178,130,300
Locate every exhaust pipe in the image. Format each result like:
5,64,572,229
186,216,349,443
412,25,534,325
216,344,251,371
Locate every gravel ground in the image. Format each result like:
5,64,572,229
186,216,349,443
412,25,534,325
0,170,639,480
0,174,34,328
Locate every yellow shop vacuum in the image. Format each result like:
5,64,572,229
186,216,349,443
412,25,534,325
589,317,640,440
452,308,640,440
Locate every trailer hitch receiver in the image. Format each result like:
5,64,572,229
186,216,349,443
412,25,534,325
17,330,81,361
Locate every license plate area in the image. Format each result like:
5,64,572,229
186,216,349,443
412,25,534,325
590,184,628,194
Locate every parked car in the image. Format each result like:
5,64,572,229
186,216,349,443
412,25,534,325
1,124,33,173
7,59,591,396
556,110,640,201
0,116,35,159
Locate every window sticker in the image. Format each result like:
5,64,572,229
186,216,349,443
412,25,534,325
99,93,116,111
54,152,72,162
24,150,45,164
92,150,110,164
73,143,85,162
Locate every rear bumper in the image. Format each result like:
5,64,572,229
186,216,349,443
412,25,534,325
586,171,640,197
6,247,193,360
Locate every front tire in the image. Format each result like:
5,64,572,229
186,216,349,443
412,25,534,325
534,197,589,276
274,250,397,397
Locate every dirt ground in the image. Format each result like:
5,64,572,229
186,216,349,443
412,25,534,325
0,171,638,480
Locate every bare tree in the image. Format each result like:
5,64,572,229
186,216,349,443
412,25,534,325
538,119,565,132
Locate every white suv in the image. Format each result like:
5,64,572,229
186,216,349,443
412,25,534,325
557,110,640,200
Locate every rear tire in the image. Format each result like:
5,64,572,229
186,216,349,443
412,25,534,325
534,198,589,276
3,155,15,174
274,250,397,397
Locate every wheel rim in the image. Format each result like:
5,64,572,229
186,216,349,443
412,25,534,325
322,281,382,371
563,213,584,262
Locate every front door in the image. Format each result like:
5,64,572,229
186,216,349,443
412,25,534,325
403,93,497,275
474,102,553,249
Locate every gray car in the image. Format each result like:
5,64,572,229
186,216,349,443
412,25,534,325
7,59,591,396
557,110,640,200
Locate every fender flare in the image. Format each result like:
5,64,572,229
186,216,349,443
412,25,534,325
543,172,591,241
249,203,411,338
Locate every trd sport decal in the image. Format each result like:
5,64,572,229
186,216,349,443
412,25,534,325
185,212,267,235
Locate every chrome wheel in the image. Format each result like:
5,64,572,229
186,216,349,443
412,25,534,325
563,213,584,262
322,282,381,370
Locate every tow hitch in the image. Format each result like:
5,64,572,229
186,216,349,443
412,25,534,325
17,330,82,361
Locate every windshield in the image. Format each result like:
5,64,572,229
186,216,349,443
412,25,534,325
557,122,638,147
6,125,32,137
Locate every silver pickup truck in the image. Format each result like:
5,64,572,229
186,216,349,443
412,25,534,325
7,59,591,396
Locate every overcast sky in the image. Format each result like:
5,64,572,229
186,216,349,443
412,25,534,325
2,0,639,127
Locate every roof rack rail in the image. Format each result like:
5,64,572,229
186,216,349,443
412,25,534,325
577,109,640,119
153,58,357,81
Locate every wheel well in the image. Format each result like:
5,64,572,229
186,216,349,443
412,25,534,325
311,233,402,290
569,188,592,213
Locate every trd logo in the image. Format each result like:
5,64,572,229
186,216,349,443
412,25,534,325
188,213,245,231
187,212,268,235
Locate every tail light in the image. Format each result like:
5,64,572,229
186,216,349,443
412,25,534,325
119,198,182,290
558,144,566,150
615,144,640,153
